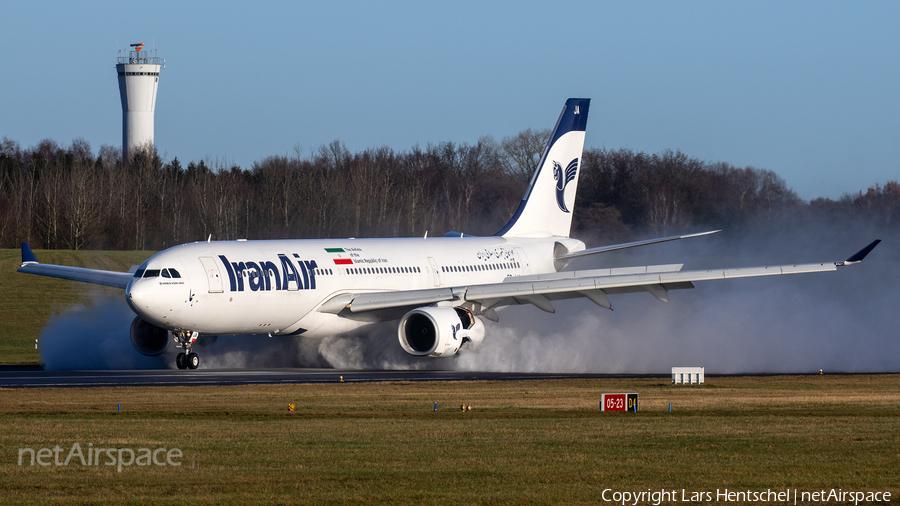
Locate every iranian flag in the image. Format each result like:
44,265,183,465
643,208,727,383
325,248,353,265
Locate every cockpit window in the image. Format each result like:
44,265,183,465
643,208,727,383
168,268,181,278
161,269,171,278
133,269,145,278
144,269,161,278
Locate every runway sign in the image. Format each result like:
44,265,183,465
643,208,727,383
601,392,638,412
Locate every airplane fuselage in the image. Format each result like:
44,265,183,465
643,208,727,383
125,236,585,337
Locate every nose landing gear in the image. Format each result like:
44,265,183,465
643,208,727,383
174,331,200,370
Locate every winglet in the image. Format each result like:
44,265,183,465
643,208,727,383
21,242,38,265
837,240,881,266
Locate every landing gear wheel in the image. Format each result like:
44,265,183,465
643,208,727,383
173,330,200,370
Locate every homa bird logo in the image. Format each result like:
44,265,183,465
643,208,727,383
451,323,461,341
553,158,579,213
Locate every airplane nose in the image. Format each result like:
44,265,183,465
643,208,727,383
126,281,156,314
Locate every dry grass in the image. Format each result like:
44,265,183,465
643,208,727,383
1,375,899,505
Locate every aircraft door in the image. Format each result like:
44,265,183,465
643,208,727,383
199,256,224,293
427,257,441,286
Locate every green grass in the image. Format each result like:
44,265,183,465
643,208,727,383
0,248,153,364
1,375,898,505
2,250,898,503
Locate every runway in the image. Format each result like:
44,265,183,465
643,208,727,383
0,366,656,388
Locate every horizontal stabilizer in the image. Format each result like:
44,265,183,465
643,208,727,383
556,230,720,260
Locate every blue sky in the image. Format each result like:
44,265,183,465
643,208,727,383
2,1,898,200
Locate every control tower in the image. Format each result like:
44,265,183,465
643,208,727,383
116,43,164,159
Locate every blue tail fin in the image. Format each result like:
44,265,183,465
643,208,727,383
495,98,590,238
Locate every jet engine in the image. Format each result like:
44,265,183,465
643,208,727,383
130,316,171,356
398,306,485,357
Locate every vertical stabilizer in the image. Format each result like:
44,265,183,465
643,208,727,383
495,98,590,238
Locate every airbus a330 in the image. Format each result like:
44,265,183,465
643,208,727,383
18,98,880,369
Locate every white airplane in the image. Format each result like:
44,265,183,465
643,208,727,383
18,98,880,370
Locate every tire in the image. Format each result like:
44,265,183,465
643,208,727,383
176,352,186,369
186,353,200,370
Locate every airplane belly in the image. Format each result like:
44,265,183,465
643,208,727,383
170,291,316,335
287,311,370,338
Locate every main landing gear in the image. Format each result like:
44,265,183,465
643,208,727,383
173,330,200,370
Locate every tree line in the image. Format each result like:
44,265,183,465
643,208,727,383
0,132,896,251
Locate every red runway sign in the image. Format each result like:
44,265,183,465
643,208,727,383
601,393,638,412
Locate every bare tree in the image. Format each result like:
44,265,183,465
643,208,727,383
499,128,551,183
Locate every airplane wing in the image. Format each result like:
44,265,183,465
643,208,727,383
17,243,133,289
321,240,881,320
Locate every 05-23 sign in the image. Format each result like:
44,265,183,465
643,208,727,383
601,393,638,412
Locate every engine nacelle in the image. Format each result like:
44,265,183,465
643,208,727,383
130,316,171,356
398,306,485,357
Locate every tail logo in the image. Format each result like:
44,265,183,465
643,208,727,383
553,158,579,213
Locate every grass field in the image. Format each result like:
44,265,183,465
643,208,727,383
1,375,898,505
0,248,152,365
